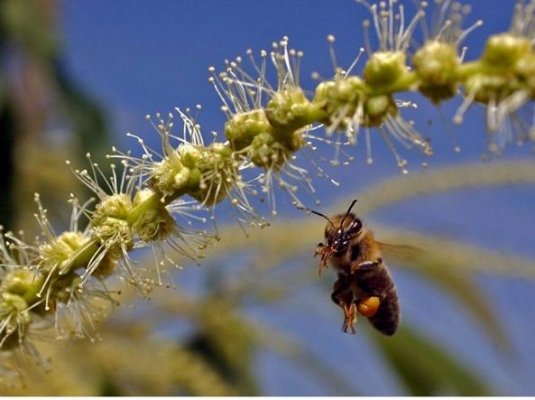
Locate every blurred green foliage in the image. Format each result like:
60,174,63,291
0,0,110,231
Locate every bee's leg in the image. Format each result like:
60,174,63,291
314,243,329,276
330,274,349,305
314,242,325,257
351,258,382,273
357,296,381,317
331,275,357,334
342,303,357,334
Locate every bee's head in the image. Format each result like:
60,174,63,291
298,199,362,255
326,212,362,254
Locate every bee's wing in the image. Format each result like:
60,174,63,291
377,241,424,263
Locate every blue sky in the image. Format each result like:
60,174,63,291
59,0,535,394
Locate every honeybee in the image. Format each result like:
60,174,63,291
304,199,400,336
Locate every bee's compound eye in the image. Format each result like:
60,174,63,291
348,218,362,234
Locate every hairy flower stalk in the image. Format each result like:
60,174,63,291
310,2,433,172
0,148,211,368
453,0,535,154
2,0,535,377
121,109,266,230
412,0,481,104
212,37,330,211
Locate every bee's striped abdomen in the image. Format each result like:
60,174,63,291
356,264,400,336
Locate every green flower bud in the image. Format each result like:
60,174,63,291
413,41,460,103
210,142,233,158
482,34,531,69
151,154,192,199
224,107,303,172
1,269,42,305
91,194,135,254
132,189,175,242
515,52,535,98
314,80,336,104
149,142,226,202
463,35,534,105
313,75,366,132
173,167,191,189
465,74,511,104
196,142,232,171
250,132,278,168
249,132,291,170
92,219,133,256
0,292,31,349
363,95,397,127
188,143,238,206
314,76,365,109
266,86,315,133
186,168,202,190
224,109,273,150
364,51,409,89
178,143,203,169
1,293,29,316
39,231,117,280
39,231,87,274
93,194,133,221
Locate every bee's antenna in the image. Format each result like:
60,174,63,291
339,199,358,228
296,205,335,229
